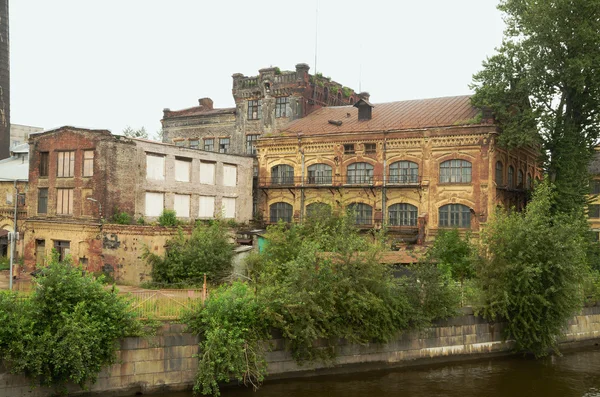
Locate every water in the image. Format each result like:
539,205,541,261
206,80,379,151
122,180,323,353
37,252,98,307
153,348,600,397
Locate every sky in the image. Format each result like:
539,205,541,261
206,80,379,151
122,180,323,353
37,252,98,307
10,1,506,139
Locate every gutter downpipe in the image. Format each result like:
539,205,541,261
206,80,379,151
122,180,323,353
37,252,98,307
9,180,17,290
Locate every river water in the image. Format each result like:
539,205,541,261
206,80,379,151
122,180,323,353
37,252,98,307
154,348,600,397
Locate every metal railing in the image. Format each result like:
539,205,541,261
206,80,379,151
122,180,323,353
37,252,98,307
258,175,422,188
126,289,207,320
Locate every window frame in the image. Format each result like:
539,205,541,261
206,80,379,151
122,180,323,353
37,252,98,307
219,138,230,153
344,144,355,154
347,162,374,184
347,202,373,225
57,151,75,178
508,166,515,189
83,150,94,177
275,96,289,118
438,204,471,228
270,202,293,223
364,143,377,153
589,204,600,218
246,135,259,155
439,159,472,184
39,152,49,177
56,188,74,215
247,99,262,120
389,161,418,184
307,163,332,185
271,164,294,185
37,188,48,214
204,138,215,152
388,203,418,226
495,161,503,185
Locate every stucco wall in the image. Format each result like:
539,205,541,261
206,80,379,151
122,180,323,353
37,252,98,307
2,307,600,397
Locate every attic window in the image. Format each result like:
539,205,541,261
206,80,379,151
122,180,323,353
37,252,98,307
344,144,355,154
364,143,376,153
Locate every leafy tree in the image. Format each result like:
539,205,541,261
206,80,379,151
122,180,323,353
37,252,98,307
122,126,149,139
0,255,141,391
427,229,475,286
144,221,234,283
158,209,179,227
476,181,588,356
471,0,600,213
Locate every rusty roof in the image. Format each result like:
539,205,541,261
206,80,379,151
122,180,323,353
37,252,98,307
162,106,236,119
280,95,484,136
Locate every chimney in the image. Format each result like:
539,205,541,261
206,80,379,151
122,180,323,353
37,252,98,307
198,97,214,110
358,92,370,102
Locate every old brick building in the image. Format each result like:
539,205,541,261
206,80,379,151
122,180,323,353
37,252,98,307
23,126,253,273
161,63,358,156
0,143,28,260
256,95,542,243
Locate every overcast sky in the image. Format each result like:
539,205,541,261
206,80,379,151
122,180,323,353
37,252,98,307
10,1,505,139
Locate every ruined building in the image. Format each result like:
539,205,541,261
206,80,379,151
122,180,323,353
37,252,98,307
256,95,542,243
23,126,253,280
161,63,358,156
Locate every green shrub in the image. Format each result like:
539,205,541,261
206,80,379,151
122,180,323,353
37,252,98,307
136,216,146,225
0,256,142,392
0,256,9,271
110,209,132,225
158,209,179,227
144,222,234,283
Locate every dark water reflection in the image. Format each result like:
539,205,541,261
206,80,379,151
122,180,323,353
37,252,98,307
154,348,600,397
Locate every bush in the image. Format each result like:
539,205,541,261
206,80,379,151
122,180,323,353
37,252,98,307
0,256,142,392
111,209,132,225
476,181,588,357
144,221,234,283
158,209,179,227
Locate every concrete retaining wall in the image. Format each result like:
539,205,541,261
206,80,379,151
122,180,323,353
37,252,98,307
2,307,600,396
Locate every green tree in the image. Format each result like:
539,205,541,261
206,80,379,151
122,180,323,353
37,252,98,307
144,221,234,284
122,126,149,139
471,0,600,213
0,256,141,391
476,181,588,356
427,229,475,286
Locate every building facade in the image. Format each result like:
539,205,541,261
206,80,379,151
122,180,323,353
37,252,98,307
23,126,253,271
256,95,542,243
10,124,43,148
0,143,28,259
161,63,358,156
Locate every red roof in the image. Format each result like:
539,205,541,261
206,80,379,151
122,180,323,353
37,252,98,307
281,95,483,136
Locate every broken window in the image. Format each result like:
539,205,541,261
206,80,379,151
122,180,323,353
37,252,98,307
200,162,216,185
364,143,376,153
56,188,74,215
204,138,214,152
190,139,199,149
39,152,49,177
223,164,237,187
247,100,262,120
222,197,236,219
35,239,46,266
271,165,294,185
275,96,289,118
53,240,70,262
173,194,190,218
146,154,165,180
388,203,418,226
307,163,332,184
174,158,191,182
83,150,94,177
198,196,215,218
219,138,230,153
57,151,75,178
175,140,186,147
38,188,48,214
589,204,600,218
145,192,164,217
246,135,258,155
389,161,418,184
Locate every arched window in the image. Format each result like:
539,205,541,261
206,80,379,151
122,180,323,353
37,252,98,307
271,164,294,185
347,203,373,225
347,162,373,184
270,202,293,223
307,163,332,184
527,173,532,190
388,203,418,226
306,202,331,218
439,204,471,228
508,166,515,188
495,161,503,185
389,161,418,184
440,160,472,183
517,170,524,188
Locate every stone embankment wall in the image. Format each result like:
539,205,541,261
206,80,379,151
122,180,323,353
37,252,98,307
2,308,600,397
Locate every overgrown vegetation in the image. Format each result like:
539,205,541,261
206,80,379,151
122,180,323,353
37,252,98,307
143,221,234,284
0,253,142,392
476,182,588,357
110,208,132,225
186,210,459,395
158,209,179,227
